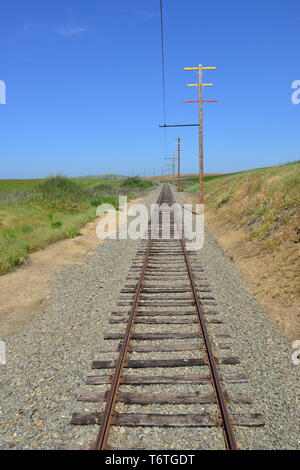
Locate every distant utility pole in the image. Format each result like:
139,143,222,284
184,64,217,205
172,153,176,185
176,137,183,192
164,154,176,185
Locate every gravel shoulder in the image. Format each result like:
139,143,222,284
0,185,299,450
196,226,299,449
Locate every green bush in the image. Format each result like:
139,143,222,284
121,176,153,189
30,176,88,211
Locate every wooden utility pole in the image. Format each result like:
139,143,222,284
172,153,175,185
184,65,216,205
198,65,204,204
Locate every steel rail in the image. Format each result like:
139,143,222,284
180,239,238,449
92,238,152,449
169,187,238,450
92,193,163,450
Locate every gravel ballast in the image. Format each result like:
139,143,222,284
0,185,299,450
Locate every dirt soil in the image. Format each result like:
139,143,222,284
187,194,300,343
0,198,141,337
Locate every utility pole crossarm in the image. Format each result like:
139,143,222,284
159,124,199,127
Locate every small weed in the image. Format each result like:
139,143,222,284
91,196,119,210
216,193,230,208
0,238,30,274
255,203,268,217
51,220,62,229
19,225,33,233
91,199,101,207
2,228,16,239
64,227,82,238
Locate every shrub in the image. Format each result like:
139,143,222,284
30,176,88,211
121,176,153,189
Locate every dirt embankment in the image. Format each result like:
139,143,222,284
205,210,299,343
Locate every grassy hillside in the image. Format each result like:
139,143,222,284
0,176,155,275
186,161,300,341
77,174,127,180
195,162,300,250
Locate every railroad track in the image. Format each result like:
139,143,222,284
62,184,264,450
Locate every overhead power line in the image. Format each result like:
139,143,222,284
160,0,167,156
160,0,166,126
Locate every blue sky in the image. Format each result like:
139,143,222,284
0,0,299,178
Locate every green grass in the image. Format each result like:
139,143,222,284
0,178,44,194
0,175,155,275
0,176,124,194
183,174,233,193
